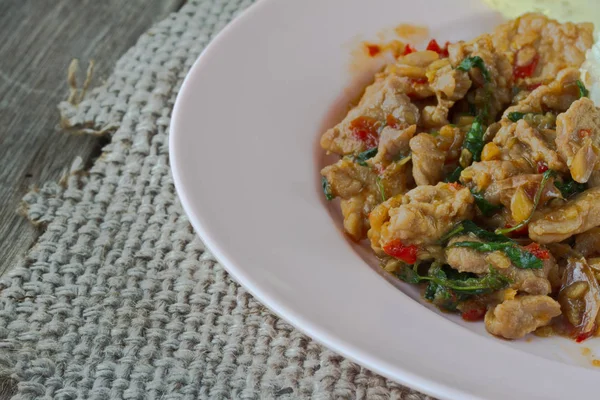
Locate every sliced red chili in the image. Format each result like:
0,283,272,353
536,161,549,173
513,53,540,80
383,239,418,264
386,114,402,130
461,306,486,321
409,77,428,85
448,182,463,190
404,44,417,55
504,223,529,237
366,44,381,57
575,329,596,343
349,116,381,148
426,39,449,57
578,128,592,139
523,243,550,260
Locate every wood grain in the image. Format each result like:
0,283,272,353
0,0,185,282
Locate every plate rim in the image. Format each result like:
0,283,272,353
169,1,600,399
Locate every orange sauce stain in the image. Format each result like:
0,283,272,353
394,24,429,41
592,359,600,367
581,347,592,357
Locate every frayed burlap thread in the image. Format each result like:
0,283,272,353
0,1,433,399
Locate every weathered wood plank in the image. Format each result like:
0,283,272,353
0,0,185,278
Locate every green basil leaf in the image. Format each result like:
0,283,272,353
444,166,463,183
471,190,503,216
457,56,491,83
577,80,589,98
440,220,511,244
355,147,378,166
507,111,526,122
375,176,386,202
555,177,586,198
321,176,334,201
463,116,485,162
451,241,543,269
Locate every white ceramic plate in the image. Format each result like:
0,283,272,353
170,1,600,398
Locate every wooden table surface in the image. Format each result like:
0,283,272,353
0,0,186,283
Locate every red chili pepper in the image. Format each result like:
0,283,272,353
404,44,417,55
523,243,550,260
513,53,540,80
409,77,428,85
383,239,418,264
578,128,592,139
366,44,381,57
448,182,463,190
426,39,449,57
386,114,403,130
349,116,381,148
461,306,486,321
504,223,529,237
536,161,549,173
575,329,595,343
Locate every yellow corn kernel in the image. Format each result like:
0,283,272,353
511,187,534,223
502,288,517,301
440,125,456,138
481,142,501,161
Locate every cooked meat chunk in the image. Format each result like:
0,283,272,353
368,183,474,254
492,119,565,173
484,174,561,209
421,59,472,128
460,159,533,192
555,98,600,183
574,228,600,257
322,158,411,241
513,120,566,172
492,13,593,86
448,35,513,120
445,235,490,274
429,60,472,102
382,50,440,100
410,133,445,185
446,238,555,295
372,125,415,166
501,257,555,296
504,68,581,115
321,75,420,155
485,295,561,339
529,187,600,243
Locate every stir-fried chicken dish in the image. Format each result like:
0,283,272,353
320,14,600,340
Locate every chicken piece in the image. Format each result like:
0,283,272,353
484,173,561,208
445,237,555,295
492,119,565,173
429,60,472,102
555,98,600,183
368,182,474,255
382,50,439,99
421,59,472,128
321,75,420,156
322,158,411,241
485,295,561,339
529,187,600,243
513,120,566,172
445,235,490,274
504,68,581,116
372,125,416,166
574,228,600,257
492,14,593,87
460,159,533,192
410,133,445,186
448,34,513,120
